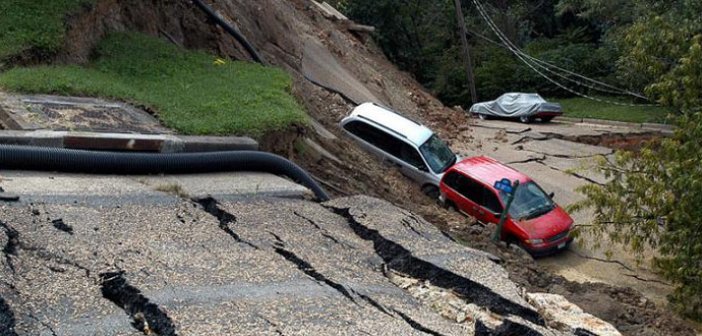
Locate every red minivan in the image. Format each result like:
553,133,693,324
439,156,573,255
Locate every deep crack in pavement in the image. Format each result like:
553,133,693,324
27,313,57,336
293,211,348,246
330,207,545,327
100,271,178,336
272,241,357,303
348,288,393,317
574,328,599,336
1,221,19,273
400,216,429,240
392,309,446,336
474,319,543,336
0,295,17,336
194,197,259,250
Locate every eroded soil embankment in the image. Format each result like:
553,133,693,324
547,131,666,151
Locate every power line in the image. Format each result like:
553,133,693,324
464,26,639,97
472,0,656,106
470,0,657,107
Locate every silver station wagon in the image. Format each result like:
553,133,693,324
340,103,458,198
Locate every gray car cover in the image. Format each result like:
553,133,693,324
469,93,562,118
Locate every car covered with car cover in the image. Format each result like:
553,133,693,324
469,93,563,123
340,102,458,198
439,156,574,255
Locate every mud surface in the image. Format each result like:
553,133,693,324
443,217,695,336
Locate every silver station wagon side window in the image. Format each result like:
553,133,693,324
344,120,427,170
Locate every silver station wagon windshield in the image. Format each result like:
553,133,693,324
419,135,456,173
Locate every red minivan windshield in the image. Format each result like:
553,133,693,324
498,181,554,220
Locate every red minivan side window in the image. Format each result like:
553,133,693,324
443,171,461,190
482,189,503,214
445,171,503,214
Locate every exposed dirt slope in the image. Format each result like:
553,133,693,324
54,1,696,335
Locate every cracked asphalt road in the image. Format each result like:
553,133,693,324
0,171,570,335
453,118,672,306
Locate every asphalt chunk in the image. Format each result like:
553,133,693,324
0,221,19,272
51,218,74,235
193,197,259,250
0,296,18,336
100,271,178,336
331,207,545,326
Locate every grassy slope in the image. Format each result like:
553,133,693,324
552,96,673,124
0,0,95,59
0,33,307,136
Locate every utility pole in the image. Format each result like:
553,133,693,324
453,0,478,104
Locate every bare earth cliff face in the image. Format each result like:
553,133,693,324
11,0,694,335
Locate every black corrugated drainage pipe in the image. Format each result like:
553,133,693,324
191,0,265,65
0,145,329,202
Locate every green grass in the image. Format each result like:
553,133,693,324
552,96,674,124
0,0,95,59
0,32,307,136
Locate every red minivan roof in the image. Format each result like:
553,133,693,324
451,156,531,187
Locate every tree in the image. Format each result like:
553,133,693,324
342,0,456,86
572,112,702,319
630,24,702,112
558,0,702,109
566,0,702,319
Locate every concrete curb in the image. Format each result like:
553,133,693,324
556,116,582,123
558,116,674,132
0,130,258,152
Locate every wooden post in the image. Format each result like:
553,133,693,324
453,0,478,104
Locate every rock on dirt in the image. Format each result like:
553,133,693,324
527,293,621,336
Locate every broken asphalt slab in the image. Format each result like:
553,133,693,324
302,38,384,105
0,170,615,335
0,92,170,134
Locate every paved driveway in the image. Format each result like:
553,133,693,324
0,171,565,335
